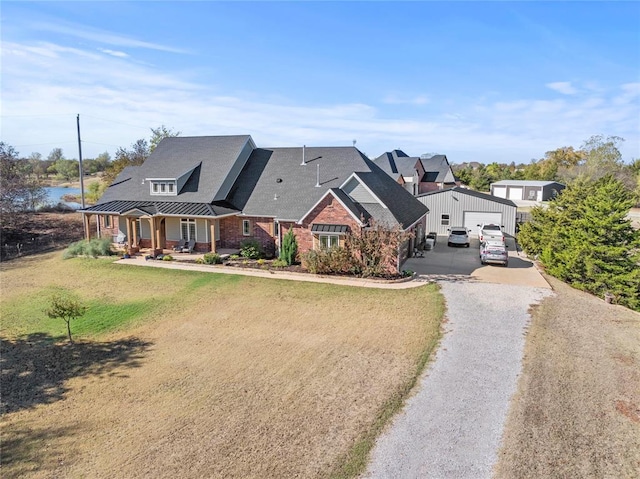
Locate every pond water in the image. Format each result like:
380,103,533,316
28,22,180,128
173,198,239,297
44,186,83,209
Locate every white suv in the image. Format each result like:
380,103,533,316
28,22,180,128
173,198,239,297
447,227,470,247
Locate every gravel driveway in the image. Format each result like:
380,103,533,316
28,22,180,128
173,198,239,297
363,281,553,479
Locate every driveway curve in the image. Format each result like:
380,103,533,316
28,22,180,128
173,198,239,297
363,281,553,479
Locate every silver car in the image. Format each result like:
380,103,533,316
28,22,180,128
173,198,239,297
447,227,470,247
479,241,509,266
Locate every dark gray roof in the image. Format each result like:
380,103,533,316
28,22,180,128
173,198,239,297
97,135,253,205
81,200,239,217
241,146,374,220
417,186,517,207
420,155,456,183
373,150,419,178
354,170,429,228
311,224,349,234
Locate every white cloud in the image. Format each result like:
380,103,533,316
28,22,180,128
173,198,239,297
1,40,638,164
546,81,578,95
32,21,189,54
99,48,129,58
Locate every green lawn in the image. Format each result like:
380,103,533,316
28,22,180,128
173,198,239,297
1,254,241,340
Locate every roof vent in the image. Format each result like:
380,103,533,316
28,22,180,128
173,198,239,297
301,145,306,166
276,178,283,183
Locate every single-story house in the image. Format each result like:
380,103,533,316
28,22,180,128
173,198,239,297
490,180,565,202
373,150,458,196
80,135,429,271
416,186,517,236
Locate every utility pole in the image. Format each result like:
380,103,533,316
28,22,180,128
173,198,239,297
76,114,86,209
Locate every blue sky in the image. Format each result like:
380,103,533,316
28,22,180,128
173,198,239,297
2,1,639,164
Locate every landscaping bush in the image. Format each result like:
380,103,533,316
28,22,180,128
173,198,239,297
240,239,263,259
302,247,354,275
271,258,288,268
279,229,298,265
162,254,173,261
202,252,223,264
63,238,114,259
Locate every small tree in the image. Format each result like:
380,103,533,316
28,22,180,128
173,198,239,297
346,220,412,277
280,228,298,265
45,294,88,343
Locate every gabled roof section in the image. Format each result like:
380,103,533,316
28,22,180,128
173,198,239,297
298,188,365,226
373,150,420,178
420,154,456,183
353,168,429,228
417,186,517,207
96,135,255,205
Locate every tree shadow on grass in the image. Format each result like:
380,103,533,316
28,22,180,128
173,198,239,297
1,332,153,414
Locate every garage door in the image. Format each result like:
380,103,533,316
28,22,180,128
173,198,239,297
508,187,523,200
463,212,502,236
493,186,507,198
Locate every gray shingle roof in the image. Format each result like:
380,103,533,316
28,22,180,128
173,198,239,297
89,137,429,228
354,170,429,228
240,146,374,220
97,135,253,205
373,150,418,178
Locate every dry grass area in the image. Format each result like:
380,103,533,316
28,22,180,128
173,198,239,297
495,275,640,479
1,253,443,478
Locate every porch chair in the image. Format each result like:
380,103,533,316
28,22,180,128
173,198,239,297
181,239,196,254
172,239,187,252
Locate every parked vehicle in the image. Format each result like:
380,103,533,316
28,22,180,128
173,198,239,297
478,223,504,243
448,227,470,247
479,241,509,266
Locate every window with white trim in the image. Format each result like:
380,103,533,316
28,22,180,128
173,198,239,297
181,218,197,241
150,181,177,196
104,215,112,228
274,221,280,237
242,219,251,236
441,214,450,226
317,234,340,250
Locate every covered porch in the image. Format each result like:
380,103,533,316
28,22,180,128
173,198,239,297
81,208,237,256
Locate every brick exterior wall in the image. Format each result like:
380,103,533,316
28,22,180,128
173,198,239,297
99,214,120,241
294,194,361,255
219,216,277,257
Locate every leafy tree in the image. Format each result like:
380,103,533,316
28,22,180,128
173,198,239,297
53,158,79,181
103,139,150,185
44,293,88,343
150,125,181,152
279,228,298,265
519,175,640,310
0,142,46,216
47,147,65,163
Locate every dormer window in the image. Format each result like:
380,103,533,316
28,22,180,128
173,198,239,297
150,180,177,196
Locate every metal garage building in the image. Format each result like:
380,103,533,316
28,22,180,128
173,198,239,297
490,180,565,202
417,187,517,236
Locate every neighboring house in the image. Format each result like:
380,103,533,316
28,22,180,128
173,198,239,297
80,136,429,271
373,150,457,195
417,186,517,236
490,180,565,202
